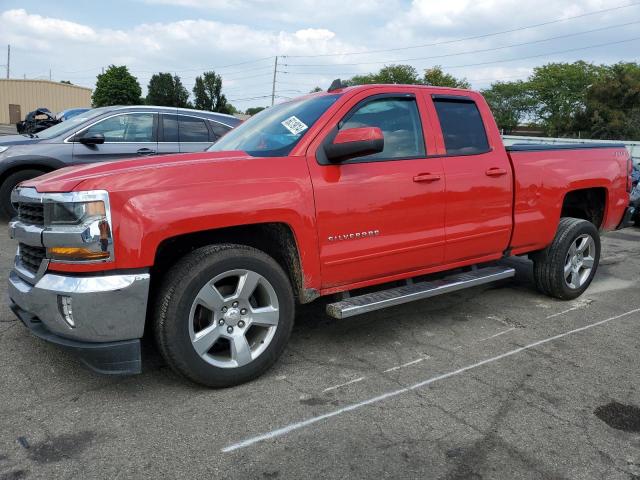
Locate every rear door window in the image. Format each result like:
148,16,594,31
433,98,489,155
209,121,232,140
178,116,210,142
162,114,179,142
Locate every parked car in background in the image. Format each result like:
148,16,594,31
56,108,91,122
0,106,241,218
15,108,58,135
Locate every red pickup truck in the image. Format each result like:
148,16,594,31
7,84,635,387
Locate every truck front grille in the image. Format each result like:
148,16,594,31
18,243,46,274
17,202,45,226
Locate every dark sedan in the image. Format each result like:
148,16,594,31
0,106,241,217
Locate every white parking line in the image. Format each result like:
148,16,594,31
546,299,592,319
383,357,428,373
322,377,365,393
478,327,516,342
221,307,640,453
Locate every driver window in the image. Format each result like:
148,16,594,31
340,98,425,161
81,113,155,142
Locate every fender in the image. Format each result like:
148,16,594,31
44,154,324,293
0,155,67,179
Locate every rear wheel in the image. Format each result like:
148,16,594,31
154,244,295,387
532,218,600,300
0,169,47,219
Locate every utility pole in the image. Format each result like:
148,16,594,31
49,69,52,81
6,44,10,79
271,56,278,106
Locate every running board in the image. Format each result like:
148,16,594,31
326,266,515,319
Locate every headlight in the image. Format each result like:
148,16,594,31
45,200,106,225
40,191,114,263
0,146,9,154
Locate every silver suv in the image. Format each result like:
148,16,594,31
0,106,241,218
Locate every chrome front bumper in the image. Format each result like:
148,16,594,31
8,269,150,343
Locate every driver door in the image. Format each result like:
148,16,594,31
306,91,446,289
72,112,158,163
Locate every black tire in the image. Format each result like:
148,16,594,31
0,169,47,219
154,244,295,387
532,218,601,300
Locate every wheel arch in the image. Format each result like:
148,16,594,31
151,222,319,305
0,156,63,187
560,187,607,229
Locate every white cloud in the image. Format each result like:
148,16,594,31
0,8,364,100
0,1,638,107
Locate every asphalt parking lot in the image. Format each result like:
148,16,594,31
1,222,639,480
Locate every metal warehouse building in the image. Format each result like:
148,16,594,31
0,79,92,125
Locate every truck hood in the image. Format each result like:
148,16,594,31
26,151,253,192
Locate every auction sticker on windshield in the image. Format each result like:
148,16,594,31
281,116,308,135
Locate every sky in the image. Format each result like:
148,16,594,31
0,0,639,111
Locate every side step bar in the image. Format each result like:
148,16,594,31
326,266,515,319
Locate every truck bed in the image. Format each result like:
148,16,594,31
506,144,630,256
506,143,626,152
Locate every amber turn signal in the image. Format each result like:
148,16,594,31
47,247,110,261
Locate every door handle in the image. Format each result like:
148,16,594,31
413,173,441,183
485,167,507,177
137,148,156,156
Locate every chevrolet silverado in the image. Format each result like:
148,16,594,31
7,84,635,387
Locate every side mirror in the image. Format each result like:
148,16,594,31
324,126,384,162
78,133,105,145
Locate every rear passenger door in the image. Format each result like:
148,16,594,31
178,115,214,153
158,114,220,154
428,94,513,263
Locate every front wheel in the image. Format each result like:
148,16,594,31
154,244,295,387
532,218,601,300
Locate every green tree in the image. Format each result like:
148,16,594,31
529,61,605,136
347,64,421,86
245,106,266,115
192,71,232,114
423,66,470,89
576,62,640,140
309,86,323,93
60,80,72,85
146,73,190,107
482,80,535,134
92,65,142,107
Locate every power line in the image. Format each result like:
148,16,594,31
55,56,275,75
282,35,640,76
220,71,274,82
133,63,274,77
284,20,640,68
283,1,640,59
440,35,640,70
228,94,291,102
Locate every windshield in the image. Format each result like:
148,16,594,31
35,107,109,139
208,94,340,157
